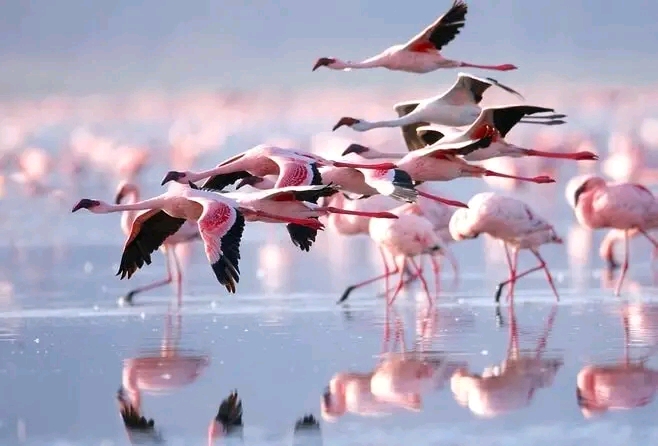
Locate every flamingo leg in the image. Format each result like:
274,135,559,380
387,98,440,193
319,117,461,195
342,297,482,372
482,168,555,184
534,305,558,358
458,61,517,72
388,258,408,306
249,209,324,230
429,255,441,300
495,256,542,304
507,248,520,303
532,249,560,301
502,243,516,302
338,265,400,303
507,304,519,359
121,250,173,305
614,230,630,297
521,148,598,161
416,190,468,208
410,258,432,306
380,247,392,297
170,247,184,307
639,229,658,249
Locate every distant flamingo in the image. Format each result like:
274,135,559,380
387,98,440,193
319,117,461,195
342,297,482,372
339,203,446,305
160,144,398,192
340,141,556,186
449,192,563,303
113,181,201,305
565,175,658,296
312,1,517,74
208,390,243,444
332,73,563,149
235,152,469,208
402,105,595,163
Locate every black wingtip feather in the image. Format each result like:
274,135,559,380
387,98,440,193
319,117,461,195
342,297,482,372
287,223,318,252
210,212,245,293
201,170,251,192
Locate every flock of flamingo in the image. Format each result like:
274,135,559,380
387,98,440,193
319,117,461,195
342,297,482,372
64,0,658,307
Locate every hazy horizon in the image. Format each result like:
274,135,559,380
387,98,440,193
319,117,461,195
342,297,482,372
0,0,655,97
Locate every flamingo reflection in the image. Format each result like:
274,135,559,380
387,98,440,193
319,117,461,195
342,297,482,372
118,309,210,443
322,309,464,420
577,302,658,418
450,304,562,417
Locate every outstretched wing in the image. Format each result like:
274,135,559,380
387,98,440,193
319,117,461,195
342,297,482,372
117,209,187,280
442,73,524,106
287,223,319,252
416,124,447,146
197,201,245,293
490,105,554,138
269,157,323,189
413,135,492,159
249,184,338,203
201,170,252,192
402,0,468,52
392,101,430,152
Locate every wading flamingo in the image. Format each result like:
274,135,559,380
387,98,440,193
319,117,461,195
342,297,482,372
402,105,595,163
331,73,561,149
338,203,446,305
340,141,556,185
160,144,398,193
449,192,563,303
565,175,658,296
114,181,200,305
312,1,517,74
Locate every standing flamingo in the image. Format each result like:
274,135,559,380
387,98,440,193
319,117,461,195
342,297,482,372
160,144,398,192
312,1,517,74
565,175,658,296
338,203,445,305
449,192,563,303
340,141,556,185
114,181,200,305
331,73,561,149
401,105,596,163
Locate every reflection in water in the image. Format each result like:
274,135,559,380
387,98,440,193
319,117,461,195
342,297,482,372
322,309,466,421
451,304,563,418
577,302,658,418
118,309,210,444
208,390,244,445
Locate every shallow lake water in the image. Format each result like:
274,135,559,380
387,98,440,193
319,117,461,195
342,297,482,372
2,234,658,445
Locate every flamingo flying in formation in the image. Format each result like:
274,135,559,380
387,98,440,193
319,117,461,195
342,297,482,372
312,0,517,74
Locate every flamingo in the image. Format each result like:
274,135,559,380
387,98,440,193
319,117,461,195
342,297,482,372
208,390,243,444
400,105,596,163
220,184,400,252
160,144,398,193
235,153,469,208
331,73,563,149
565,175,658,296
449,192,563,303
340,140,557,185
113,181,201,305
338,203,446,305
312,1,517,74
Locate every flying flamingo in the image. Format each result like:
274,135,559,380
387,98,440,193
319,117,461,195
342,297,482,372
566,175,658,296
312,1,517,74
221,183,400,251
208,390,243,444
404,105,597,163
332,73,564,149
338,203,446,305
449,192,563,303
114,181,201,305
235,151,469,208
340,140,557,186
160,144,398,193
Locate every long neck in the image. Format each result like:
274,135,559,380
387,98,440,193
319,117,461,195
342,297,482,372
356,149,404,161
336,55,386,70
574,192,600,229
101,195,168,213
361,113,420,130
119,190,140,234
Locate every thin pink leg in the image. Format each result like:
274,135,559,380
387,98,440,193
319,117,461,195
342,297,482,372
379,247,392,298
388,258,408,306
532,249,560,301
507,304,519,359
614,230,630,297
122,250,173,304
507,249,520,303
496,260,544,304
430,255,441,299
534,305,558,358
639,229,658,249
338,265,400,303
171,248,184,307
459,61,518,72
483,169,555,184
410,258,432,306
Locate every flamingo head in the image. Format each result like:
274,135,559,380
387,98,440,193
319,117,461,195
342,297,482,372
340,143,370,157
115,181,139,204
312,57,337,71
161,170,191,186
565,175,605,209
71,198,102,213
333,117,362,131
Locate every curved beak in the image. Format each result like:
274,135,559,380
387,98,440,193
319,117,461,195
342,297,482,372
313,57,335,71
114,187,127,204
236,176,261,190
332,117,359,131
161,171,182,186
71,198,96,213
